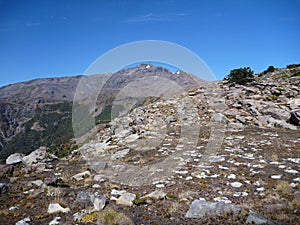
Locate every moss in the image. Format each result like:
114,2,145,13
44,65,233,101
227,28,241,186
166,193,179,200
268,95,278,101
80,211,99,223
48,178,70,188
132,197,148,205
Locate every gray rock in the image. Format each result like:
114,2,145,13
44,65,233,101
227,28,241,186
22,146,47,165
6,153,25,165
92,196,107,211
246,212,274,224
48,203,70,214
211,113,228,123
15,217,31,225
288,98,300,110
116,192,136,206
72,171,91,181
290,109,300,126
185,200,242,219
262,107,290,121
75,191,93,207
145,189,166,200
76,191,106,210
89,161,107,172
111,148,130,160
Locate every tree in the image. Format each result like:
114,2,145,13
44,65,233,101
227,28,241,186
224,67,254,85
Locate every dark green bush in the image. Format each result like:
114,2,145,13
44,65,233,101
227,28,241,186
287,64,300,69
224,67,254,85
263,65,275,74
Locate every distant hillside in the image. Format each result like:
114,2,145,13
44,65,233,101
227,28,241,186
0,64,200,162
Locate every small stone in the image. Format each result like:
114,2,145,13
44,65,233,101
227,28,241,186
230,182,243,188
31,180,44,187
284,168,298,174
227,174,236,179
48,203,70,214
111,189,126,196
15,217,30,225
155,184,165,188
72,171,91,181
93,196,107,211
49,216,61,225
271,175,282,179
145,189,166,200
93,174,106,182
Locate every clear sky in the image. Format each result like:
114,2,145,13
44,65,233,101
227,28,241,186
0,0,299,87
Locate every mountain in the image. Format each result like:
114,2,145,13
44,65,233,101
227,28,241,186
0,64,299,225
0,64,200,162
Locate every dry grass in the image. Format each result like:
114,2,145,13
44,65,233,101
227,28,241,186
275,181,293,197
291,196,300,210
97,207,133,225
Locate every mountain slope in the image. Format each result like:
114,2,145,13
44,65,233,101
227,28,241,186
0,64,200,162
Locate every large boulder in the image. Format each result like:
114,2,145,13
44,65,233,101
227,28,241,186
262,107,290,121
22,146,47,165
6,153,25,165
185,199,242,219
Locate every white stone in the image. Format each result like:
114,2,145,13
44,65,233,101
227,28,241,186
22,147,47,165
227,174,236,179
72,171,91,181
145,189,166,200
116,192,136,206
111,189,126,196
230,182,243,188
293,177,300,182
155,183,165,188
213,196,232,204
48,203,70,214
31,180,44,186
271,175,282,179
284,168,298,174
49,216,61,225
6,153,25,165
15,217,30,225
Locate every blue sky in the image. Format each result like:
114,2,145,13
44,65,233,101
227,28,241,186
0,0,299,87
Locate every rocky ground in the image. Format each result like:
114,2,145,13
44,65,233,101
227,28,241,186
0,66,299,225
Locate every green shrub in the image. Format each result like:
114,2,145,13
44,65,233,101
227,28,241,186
287,63,300,69
224,67,254,85
263,65,276,74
